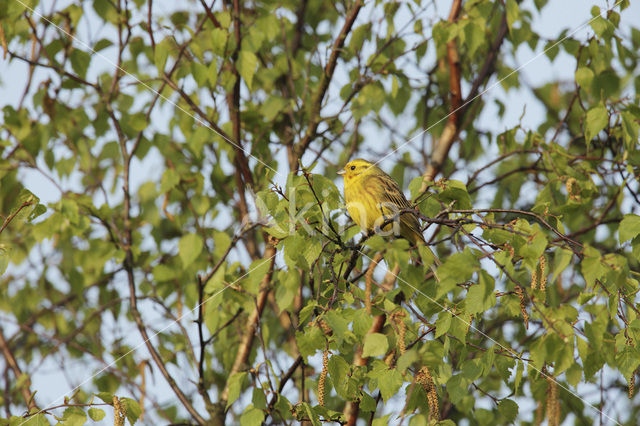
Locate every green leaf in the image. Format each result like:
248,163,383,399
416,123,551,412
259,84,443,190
621,111,640,148
95,392,114,404
94,38,113,52
584,104,608,146
353,309,373,337
436,247,479,297
62,407,87,426
211,28,228,56
465,270,496,314
446,374,470,404
0,245,9,276
226,372,247,409
246,257,271,294
160,168,180,192
505,0,520,31
359,392,377,412
296,327,324,360
578,292,596,305
328,354,351,399
237,51,258,91
581,244,604,288
551,247,573,283
19,414,49,425
615,346,640,380
154,38,171,75
436,180,472,209
435,311,452,338
178,233,204,267
377,367,403,401
362,333,388,358
497,399,518,423
324,310,350,343
70,49,91,78
88,408,106,421
121,398,142,425
566,362,583,387
513,359,524,393
259,96,288,121
619,214,640,243
29,204,47,221
575,67,594,88
240,405,265,426
252,387,267,410
191,62,209,86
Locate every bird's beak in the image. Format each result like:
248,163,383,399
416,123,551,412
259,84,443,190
337,169,346,175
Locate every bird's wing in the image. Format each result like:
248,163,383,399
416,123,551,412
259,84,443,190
374,175,412,209
371,175,425,242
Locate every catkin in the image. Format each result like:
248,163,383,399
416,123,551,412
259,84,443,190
531,255,547,291
535,401,543,426
365,253,383,314
318,349,329,406
546,376,560,426
416,366,439,421
139,361,146,422
392,311,406,355
515,286,529,329
565,177,580,201
627,334,637,399
504,242,515,258
113,396,126,426
465,314,473,334
539,255,547,291
318,320,332,335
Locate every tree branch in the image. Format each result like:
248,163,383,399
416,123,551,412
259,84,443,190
212,238,277,424
0,329,38,411
344,314,387,425
422,1,508,185
294,0,363,162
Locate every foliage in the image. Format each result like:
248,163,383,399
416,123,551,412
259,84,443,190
0,0,639,424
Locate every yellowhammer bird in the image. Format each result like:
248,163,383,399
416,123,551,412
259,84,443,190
338,158,425,244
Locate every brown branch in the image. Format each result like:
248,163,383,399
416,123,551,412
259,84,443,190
294,0,363,162
266,355,304,417
445,208,583,250
212,239,277,423
147,0,155,49
161,75,232,141
0,23,7,59
464,9,508,111
7,52,97,89
199,0,222,28
421,0,463,184
0,201,34,234
422,2,509,185
130,12,210,157
125,258,206,424
365,253,384,314
0,329,38,411
109,45,205,422
344,314,387,426
225,0,258,259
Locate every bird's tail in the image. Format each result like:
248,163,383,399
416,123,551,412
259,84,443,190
413,236,440,283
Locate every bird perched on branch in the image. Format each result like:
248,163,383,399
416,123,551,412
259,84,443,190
338,158,440,279
338,158,426,244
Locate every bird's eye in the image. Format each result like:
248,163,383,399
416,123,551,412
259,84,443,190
350,165,356,171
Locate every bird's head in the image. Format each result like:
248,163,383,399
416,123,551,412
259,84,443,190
337,159,379,181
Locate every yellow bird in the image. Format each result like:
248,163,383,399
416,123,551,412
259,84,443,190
338,158,426,244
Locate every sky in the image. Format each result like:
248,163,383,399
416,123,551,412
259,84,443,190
1,0,639,424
